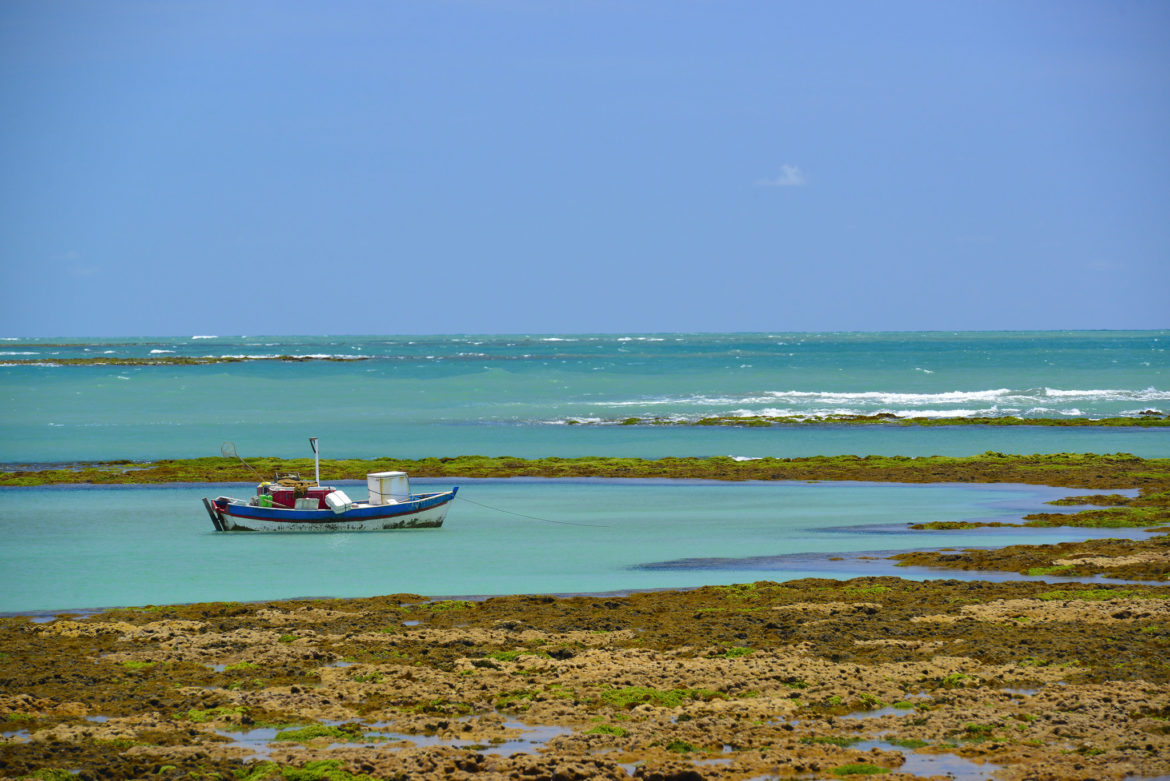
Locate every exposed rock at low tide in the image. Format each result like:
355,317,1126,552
2,577,1168,780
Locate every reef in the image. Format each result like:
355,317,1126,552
609,414,1170,427
906,481,1170,532
891,533,1170,582
678,413,1170,427
4,451,1170,489
2,578,1168,780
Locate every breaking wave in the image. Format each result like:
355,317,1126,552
575,387,1170,422
217,353,366,360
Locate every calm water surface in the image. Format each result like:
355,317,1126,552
0,479,1144,614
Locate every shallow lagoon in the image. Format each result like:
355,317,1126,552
0,478,1147,614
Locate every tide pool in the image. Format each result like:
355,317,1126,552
0,479,1142,614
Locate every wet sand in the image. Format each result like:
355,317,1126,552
3,576,1168,781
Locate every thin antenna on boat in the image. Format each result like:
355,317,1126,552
309,437,320,486
221,441,263,480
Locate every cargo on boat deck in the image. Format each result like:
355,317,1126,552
260,484,330,510
325,490,354,513
368,471,410,505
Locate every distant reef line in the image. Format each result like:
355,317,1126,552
4,452,1170,490
0,356,366,365
595,414,1170,428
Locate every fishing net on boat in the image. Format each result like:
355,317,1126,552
221,441,263,480
275,474,313,495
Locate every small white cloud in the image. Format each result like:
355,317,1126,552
758,164,806,187
58,250,99,277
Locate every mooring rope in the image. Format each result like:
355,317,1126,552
456,495,610,528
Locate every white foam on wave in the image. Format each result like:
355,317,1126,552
891,408,994,419
764,389,1017,405
540,417,607,425
0,351,39,356
595,395,742,408
729,455,762,461
191,335,218,340
149,349,174,355
733,406,1007,419
1043,387,1170,401
218,353,365,360
594,389,1019,409
592,386,1170,414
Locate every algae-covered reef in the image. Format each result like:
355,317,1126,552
651,413,1170,428
2,578,1168,780
891,481,1170,581
910,483,1170,529
892,533,1170,582
4,451,1170,489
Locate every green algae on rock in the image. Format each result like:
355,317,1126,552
909,486,1170,531
4,451,1170,488
891,533,1170,582
2,577,1168,780
621,414,1170,427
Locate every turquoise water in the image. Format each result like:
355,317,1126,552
1,332,1166,613
1,331,1167,461
0,479,1143,614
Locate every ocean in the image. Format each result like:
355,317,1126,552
1,331,1168,462
1,331,1167,612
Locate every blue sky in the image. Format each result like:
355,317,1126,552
1,1,1167,336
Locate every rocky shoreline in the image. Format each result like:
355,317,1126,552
5,452,1170,488
2,578,1168,781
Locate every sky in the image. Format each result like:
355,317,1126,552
1,0,1167,336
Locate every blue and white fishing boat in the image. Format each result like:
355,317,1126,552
202,439,457,532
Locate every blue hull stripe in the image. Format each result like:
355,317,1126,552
221,488,457,523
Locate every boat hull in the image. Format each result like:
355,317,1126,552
208,488,457,532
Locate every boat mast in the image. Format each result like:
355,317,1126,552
309,437,320,486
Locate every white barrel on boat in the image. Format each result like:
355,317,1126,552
367,471,410,506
